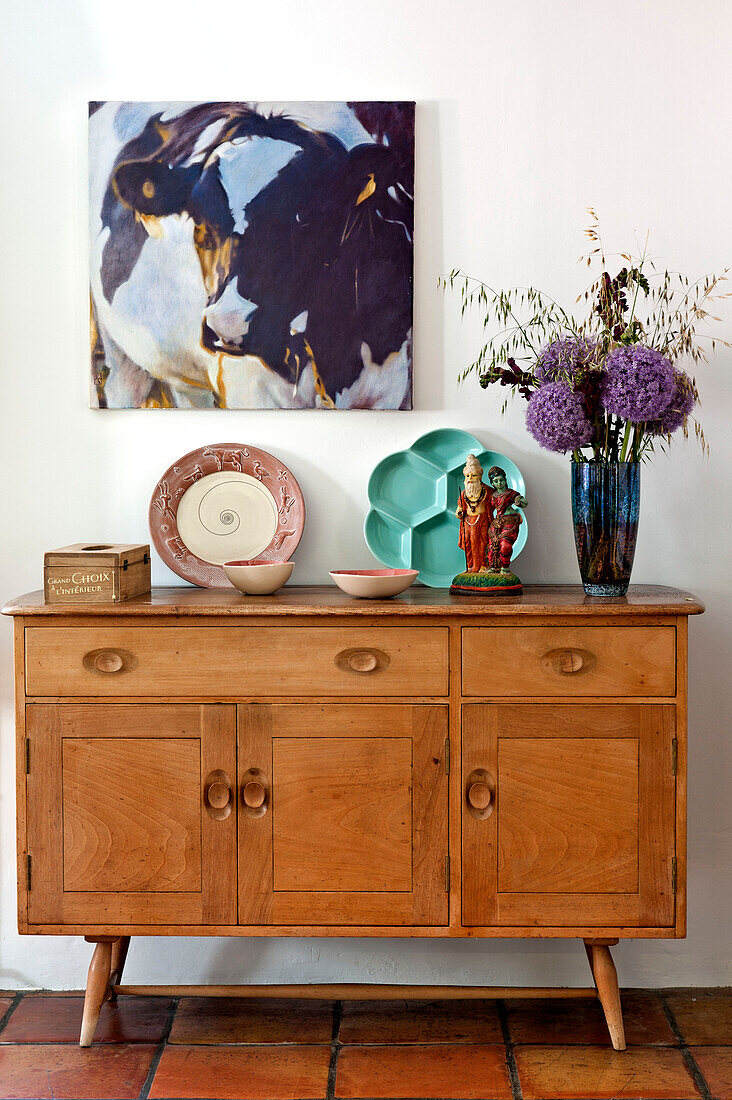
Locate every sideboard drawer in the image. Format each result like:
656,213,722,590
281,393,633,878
462,625,676,697
25,626,449,698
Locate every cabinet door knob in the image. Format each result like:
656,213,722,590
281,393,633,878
92,650,124,673
243,781,267,808
467,782,492,811
558,649,584,673
203,771,232,818
347,649,378,673
206,780,231,810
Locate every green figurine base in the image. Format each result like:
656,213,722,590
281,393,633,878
450,570,522,595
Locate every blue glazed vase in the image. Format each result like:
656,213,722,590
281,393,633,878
571,462,640,597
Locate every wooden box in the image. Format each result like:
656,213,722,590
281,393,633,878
43,543,151,604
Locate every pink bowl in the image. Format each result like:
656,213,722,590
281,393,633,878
329,568,418,598
224,559,294,594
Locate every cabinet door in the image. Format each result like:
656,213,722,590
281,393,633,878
462,704,675,928
26,704,237,927
238,705,448,926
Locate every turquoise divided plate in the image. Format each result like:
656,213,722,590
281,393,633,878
364,429,527,588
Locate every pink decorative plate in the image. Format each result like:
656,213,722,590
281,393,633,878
149,443,305,587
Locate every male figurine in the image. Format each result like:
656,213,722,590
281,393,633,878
456,454,492,573
486,466,527,574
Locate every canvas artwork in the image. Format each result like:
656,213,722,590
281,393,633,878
89,101,415,410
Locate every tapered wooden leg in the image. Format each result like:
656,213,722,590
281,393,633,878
108,937,131,1001
584,941,595,978
80,938,114,1047
584,938,626,1051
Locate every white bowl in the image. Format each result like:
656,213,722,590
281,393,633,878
329,568,418,598
224,559,294,595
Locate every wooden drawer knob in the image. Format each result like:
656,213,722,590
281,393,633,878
206,780,231,810
347,650,378,673
558,649,584,673
243,781,266,808
92,650,124,673
467,782,492,811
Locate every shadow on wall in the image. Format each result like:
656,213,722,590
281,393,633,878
411,99,446,412
116,935,593,988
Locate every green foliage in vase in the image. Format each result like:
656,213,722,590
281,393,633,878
440,210,729,463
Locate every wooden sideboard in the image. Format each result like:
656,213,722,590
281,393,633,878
2,584,704,1048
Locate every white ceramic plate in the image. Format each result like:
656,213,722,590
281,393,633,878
177,472,279,566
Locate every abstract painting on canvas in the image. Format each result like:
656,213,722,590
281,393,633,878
89,101,414,409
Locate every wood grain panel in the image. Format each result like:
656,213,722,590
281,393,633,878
238,705,448,926
462,626,676,696
26,626,448,697
497,738,639,894
638,706,676,926
462,705,499,926
62,738,201,892
272,737,412,892
462,704,676,928
26,704,236,925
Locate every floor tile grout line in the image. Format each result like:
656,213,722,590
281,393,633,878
326,1000,343,1100
0,990,25,1036
138,996,179,1100
497,999,523,1100
161,1040,516,1049
658,992,713,1100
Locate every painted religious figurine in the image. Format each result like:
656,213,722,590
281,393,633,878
451,455,527,594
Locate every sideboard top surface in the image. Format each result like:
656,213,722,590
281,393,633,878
2,584,704,617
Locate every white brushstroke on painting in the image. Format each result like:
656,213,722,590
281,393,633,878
217,137,299,233
203,281,258,347
335,335,412,409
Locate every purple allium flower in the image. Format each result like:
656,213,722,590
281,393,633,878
600,345,676,422
525,381,595,453
534,336,600,383
648,370,696,435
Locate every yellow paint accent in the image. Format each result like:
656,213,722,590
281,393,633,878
216,354,228,408
194,225,233,296
135,211,164,238
142,179,156,199
142,386,174,409
356,173,376,205
304,338,335,408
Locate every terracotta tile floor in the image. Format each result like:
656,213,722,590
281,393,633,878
0,988,729,1099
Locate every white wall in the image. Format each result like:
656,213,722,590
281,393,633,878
1,0,730,990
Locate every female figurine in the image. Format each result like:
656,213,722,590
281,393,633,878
486,466,527,574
